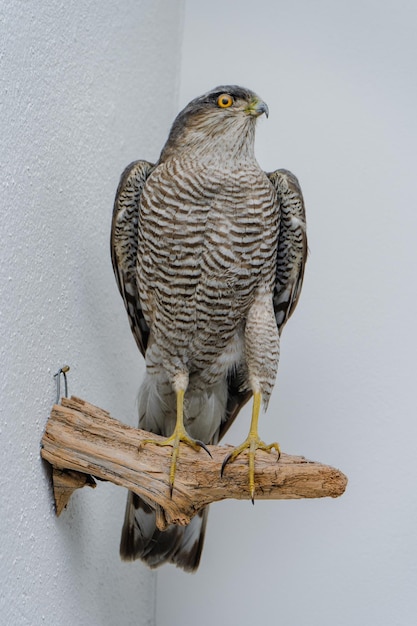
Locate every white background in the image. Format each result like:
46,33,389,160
0,1,183,624
157,2,417,625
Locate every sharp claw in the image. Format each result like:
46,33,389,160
196,440,212,457
220,453,232,477
169,482,174,498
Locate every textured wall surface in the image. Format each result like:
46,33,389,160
0,1,183,624
157,1,417,625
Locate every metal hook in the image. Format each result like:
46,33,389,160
54,365,70,404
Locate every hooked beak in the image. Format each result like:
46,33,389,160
246,98,269,118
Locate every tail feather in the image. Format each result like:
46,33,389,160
121,369,227,572
120,491,208,572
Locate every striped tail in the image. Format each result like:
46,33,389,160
120,491,208,572
120,371,227,571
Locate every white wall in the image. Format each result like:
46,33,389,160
0,1,183,625
157,1,417,625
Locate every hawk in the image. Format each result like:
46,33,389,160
111,86,307,572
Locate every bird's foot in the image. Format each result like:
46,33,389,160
142,426,211,496
221,435,280,503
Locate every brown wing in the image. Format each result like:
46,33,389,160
111,160,154,356
268,168,307,334
218,168,307,440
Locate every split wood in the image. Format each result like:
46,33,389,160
41,396,347,527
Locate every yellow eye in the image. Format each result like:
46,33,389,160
217,94,234,108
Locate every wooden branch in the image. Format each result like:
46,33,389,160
41,396,347,526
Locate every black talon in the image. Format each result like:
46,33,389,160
220,454,232,478
196,440,212,457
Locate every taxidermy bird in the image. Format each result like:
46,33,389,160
111,85,307,571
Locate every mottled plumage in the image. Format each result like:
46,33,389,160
111,85,307,571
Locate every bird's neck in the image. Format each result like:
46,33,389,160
159,119,257,166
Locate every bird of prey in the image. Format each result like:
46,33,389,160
111,85,307,572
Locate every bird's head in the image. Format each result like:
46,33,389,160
159,86,268,163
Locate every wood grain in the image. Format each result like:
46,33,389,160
41,396,347,524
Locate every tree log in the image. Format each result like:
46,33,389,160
41,396,347,525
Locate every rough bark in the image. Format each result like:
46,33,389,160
41,396,347,524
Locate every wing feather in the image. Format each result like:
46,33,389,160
268,168,307,334
110,160,154,356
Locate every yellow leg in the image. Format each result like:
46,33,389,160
221,391,280,502
142,388,211,495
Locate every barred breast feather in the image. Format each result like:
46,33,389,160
137,155,279,386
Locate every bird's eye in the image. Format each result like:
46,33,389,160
217,94,234,108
